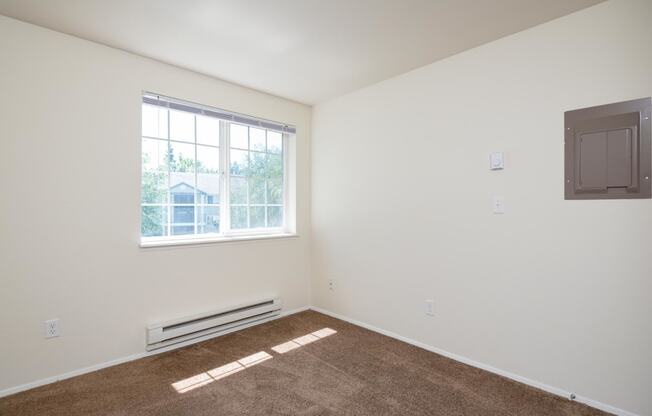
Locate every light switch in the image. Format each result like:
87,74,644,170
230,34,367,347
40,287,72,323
490,152,504,170
492,196,505,214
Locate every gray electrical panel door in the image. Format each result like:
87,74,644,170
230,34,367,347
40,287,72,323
565,97,651,200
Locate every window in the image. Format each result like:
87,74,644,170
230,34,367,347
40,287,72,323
140,93,295,245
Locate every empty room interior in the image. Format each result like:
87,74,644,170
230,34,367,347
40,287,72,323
1,0,651,415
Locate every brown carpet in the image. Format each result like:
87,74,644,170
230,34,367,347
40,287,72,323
0,310,609,416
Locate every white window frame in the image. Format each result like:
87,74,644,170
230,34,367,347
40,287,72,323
140,93,296,247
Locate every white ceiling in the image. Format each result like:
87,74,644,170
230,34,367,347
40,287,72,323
0,0,603,105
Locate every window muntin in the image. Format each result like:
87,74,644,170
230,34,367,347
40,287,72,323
140,95,291,243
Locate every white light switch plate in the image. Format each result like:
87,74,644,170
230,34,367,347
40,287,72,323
492,196,505,214
490,152,504,170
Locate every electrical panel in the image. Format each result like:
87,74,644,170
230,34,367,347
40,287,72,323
564,97,651,200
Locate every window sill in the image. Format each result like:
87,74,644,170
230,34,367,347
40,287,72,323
140,233,298,248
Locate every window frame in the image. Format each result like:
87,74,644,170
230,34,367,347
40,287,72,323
139,94,295,247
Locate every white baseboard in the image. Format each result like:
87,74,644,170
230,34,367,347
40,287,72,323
309,306,638,416
0,305,309,399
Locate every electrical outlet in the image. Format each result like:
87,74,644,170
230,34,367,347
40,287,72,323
425,300,435,316
45,319,60,338
328,279,334,291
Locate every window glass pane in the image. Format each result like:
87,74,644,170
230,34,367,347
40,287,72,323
197,205,219,234
230,177,247,204
267,131,282,154
196,115,220,146
230,124,248,149
141,138,168,204
197,145,220,203
231,206,248,229
172,225,194,236
249,177,265,204
172,205,194,236
142,171,167,204
169,142,195,204
169,142,196,172
267,178,283,204
250,206,265,228
141,206,167,237
142,104,168,138
197,175,219,205
170,186,195,204
267,206,283,227
230,149,249,176
250,127,265,151
173,193,193,204
142,138,168,171
249,151,266,178
169,110,195,143
267,154,283,178
173,205,194,223
196,145,219,173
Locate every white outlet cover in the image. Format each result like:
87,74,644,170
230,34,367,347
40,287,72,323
45,319,60,338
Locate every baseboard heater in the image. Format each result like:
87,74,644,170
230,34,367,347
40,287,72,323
146,297,282,351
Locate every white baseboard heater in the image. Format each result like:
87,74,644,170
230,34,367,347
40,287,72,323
146,297,282,351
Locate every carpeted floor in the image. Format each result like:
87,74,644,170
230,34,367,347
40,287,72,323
0,310,609,416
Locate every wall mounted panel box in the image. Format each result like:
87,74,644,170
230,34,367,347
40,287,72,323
564,97,651,200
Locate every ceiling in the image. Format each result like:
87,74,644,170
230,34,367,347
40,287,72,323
0,0,603,105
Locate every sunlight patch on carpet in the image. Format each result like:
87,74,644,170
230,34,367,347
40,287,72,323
271,327,337,354
172,351,272,393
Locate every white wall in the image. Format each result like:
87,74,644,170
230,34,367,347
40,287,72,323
0,16,311,392
311,0,651,414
